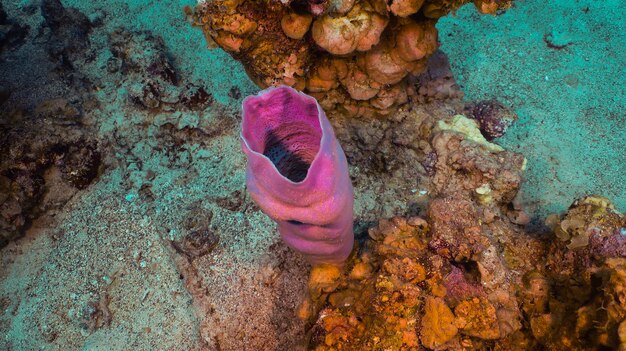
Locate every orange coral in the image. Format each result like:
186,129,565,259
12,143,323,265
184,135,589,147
191,0,514,117
395,21,438,62
281,12,313,40
473,0,499,14
311,1,388,55
305,195,626,350
389,0,425,17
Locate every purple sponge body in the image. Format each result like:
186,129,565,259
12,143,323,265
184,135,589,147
240,86,354,265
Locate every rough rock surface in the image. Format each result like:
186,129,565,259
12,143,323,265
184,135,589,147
305,197,626,350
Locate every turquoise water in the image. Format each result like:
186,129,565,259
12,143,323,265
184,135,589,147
438,0,626,222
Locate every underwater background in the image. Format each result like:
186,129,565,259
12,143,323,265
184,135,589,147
0,0,624,350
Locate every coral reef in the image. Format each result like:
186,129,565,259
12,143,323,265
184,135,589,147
301,106,533,349
330,55,466,178
1,0,623,349
189,0,513,117
303,213,523,350
530,196,626,350
304,195,626,350
297,99,624,349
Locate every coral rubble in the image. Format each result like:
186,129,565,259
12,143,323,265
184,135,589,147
190,0,513,117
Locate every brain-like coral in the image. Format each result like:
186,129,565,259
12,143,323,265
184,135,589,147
189,0,513,117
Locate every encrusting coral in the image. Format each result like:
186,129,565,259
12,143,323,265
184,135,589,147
302,212,524,350
189,0,513,117
302,196,626,350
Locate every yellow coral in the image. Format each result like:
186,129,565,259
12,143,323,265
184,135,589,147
309,264,342,298
437,115,505,152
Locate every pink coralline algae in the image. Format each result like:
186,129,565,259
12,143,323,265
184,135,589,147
240,86,354,265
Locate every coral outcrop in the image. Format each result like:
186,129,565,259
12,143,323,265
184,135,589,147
304,195,626,350
302,212,524,350
300,107,534,349
531,196,626,350
189,0,513,117
295,100,625,349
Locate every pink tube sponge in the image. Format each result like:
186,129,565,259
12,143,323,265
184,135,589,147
240,86,354,265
